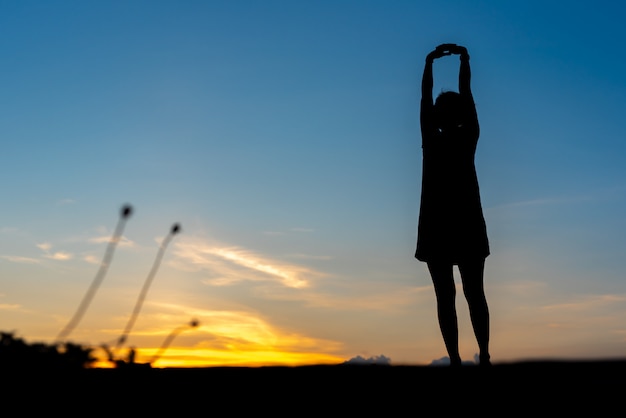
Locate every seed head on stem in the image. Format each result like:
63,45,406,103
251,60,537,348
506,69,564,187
114,222,183,351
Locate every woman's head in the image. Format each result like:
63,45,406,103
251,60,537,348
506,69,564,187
434,91,464,131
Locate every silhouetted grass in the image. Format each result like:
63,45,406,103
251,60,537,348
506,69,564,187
114,223,182,352
4,204,191,370
55,204,133,342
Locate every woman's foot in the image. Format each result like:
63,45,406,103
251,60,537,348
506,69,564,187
479,353,491,367
450,356,462,367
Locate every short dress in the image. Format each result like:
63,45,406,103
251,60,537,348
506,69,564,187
415,94,490,264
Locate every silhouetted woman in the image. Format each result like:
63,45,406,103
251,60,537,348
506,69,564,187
416,44,491,367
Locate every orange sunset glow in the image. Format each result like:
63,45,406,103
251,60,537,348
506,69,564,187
88,303,345,368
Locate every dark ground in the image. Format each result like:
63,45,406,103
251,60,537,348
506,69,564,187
6,359,625,414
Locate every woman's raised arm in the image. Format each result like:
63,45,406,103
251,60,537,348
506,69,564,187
422,45,451,105
455,45,472,97
422,54,435,106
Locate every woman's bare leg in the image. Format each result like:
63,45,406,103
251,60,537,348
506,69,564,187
427,261,462,366
458,259,491,365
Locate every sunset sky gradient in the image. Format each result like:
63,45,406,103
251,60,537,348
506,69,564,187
2,1,626,367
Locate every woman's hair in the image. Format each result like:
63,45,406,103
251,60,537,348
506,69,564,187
434,90,461,109
434,90,463,127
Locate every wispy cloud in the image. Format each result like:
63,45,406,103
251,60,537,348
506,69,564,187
88,235,135,248
173,235,429,312
541,294,626,312
44,251,73,261
286,253,333,260
83,255,100,264
1,255,41,264
0,303,22,311
290,227,314,233
262,227,314,236
520,293,626,336
252,283,432,312
171,237,325,289
486,185,626,212
36,242,73,261
487,194,595,212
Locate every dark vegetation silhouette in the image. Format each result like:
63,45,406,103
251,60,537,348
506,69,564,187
0,204,192,370
416,44,491,367
1,331,95,370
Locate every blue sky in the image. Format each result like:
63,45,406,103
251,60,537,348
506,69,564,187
2,0,626,366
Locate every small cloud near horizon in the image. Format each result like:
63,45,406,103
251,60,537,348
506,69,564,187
343,354,391,366
429,354,479,366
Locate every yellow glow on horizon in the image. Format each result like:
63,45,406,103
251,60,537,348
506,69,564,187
141,346,344,368
89,343,344,369
88,302,345,368
91,360,116,368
